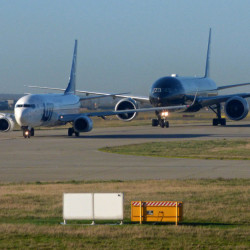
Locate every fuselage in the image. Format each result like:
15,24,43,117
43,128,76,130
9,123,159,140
14,94,80,128
149,76,218,109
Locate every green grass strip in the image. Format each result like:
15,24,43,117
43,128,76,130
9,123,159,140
100,139,250,160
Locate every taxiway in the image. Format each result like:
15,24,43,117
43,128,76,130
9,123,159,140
0,122,249,182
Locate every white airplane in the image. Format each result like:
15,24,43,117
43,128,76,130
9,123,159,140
26,29,250,130
0,40,193,138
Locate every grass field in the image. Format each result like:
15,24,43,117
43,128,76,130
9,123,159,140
0,179,249,249
100,139,250,160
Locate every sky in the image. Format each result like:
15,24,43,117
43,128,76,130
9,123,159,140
0,0,250,95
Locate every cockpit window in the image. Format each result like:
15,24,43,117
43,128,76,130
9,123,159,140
16,104,35,108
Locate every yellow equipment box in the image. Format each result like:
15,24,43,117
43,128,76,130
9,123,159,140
131,201,183,224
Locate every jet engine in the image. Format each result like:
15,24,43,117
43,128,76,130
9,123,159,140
224,96,249,121
0,114,15,132
115,98,138,121
73,116,93,132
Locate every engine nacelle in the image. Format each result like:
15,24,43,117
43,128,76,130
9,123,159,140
225,97,249,121
73,116,93,132
115,98,138,121
0,114,15,132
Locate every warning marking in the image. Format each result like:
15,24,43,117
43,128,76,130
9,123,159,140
132,201,182,207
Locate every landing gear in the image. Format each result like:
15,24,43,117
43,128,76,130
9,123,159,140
152,119,159,127
22,127,34,138
30,128,35,136
23,129,30,138
210,104,227,126
68,127,80,137
159,119,169,128
152,118,169,128
152,111,170,128
212,118,226,126
68,127,74,136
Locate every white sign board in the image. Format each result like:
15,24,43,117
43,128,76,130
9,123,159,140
63,193,124,222
63,193,93,220
94,193,124,220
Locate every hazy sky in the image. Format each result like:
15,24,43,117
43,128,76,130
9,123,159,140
1,0,250,95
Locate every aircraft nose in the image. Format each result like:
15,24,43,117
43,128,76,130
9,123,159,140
15,109,31,126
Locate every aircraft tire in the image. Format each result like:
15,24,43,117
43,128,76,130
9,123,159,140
152,119,159,127
159,120,165,128
164,121,169,128
75,131,80,137
68,128,74,136
30,128,34,136
220,118,226,126
213,119,218,126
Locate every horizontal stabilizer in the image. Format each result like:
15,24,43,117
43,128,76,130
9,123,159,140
217,82,250,90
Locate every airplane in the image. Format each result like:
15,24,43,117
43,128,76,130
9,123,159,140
0,40,194,138
25,28,250,130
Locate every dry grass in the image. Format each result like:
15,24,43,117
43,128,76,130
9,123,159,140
0,179,249,223
0,223,249,249
0,179,249,248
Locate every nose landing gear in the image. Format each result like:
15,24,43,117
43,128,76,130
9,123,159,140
22,127,34,138
152,111,170,128
152,118,169,128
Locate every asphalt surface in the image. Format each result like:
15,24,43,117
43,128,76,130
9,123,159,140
0,122,249,182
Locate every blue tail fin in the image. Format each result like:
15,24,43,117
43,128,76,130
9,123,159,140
64,40,77,95
204,28,211,78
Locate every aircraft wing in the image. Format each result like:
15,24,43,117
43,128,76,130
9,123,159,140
26,85,149,102
217,82,250,90
76,90,149,102
58,103,191,122
199,93,250,107
79,92,130,101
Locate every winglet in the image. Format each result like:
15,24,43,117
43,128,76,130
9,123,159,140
64,40,77,95
204,28,211,78
187,90,198,108
192,90,198,105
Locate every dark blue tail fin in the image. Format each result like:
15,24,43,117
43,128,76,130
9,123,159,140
64,40,77,95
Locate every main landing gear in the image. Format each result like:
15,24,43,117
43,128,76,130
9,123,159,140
22,127,34,138
68,127,80,137
209,104,226,126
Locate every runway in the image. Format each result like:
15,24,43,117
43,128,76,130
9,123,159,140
0,122,249,182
